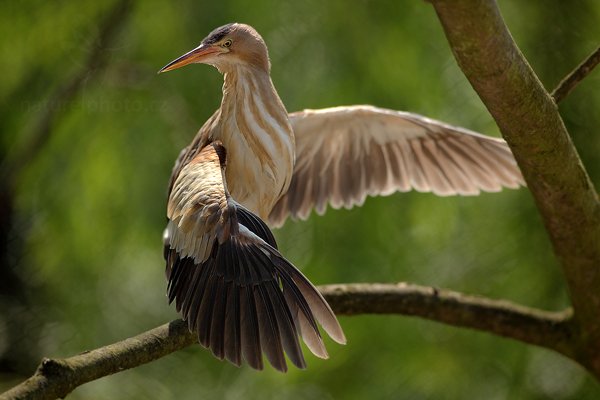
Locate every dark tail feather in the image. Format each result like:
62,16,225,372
264,281,306,368
235,205,278,248
209,277,227,359
272,253,346,346
240,285,262,369
223,281,241,366
165,227,344,372
196,269,218,348
254,282,287,371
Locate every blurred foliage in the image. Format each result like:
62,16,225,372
1,0,600,398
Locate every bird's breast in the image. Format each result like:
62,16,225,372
220,119,295,220
213,69,296,220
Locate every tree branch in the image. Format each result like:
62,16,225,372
1,320,195,400
322,283,575,356
429,0,600,377
552,46,600,103
2,283,574,400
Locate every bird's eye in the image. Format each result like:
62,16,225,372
222,39,232,48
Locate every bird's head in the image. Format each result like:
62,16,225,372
159,23,270,74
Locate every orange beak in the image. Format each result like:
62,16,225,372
158,44,222,73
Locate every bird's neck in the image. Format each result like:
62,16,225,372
219,66,290,133
215,65,295,218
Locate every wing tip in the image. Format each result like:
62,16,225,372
166,218,344,373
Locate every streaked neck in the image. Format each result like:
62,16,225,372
214,65,295,218
219,65,294,172
220,66,290,132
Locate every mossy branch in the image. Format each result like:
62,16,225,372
551,46,600,103
1,283,574,400
430,0,600,376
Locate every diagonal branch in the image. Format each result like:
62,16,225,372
2,283,574,400
429,0,600,377
551,46,600,103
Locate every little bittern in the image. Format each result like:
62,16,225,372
159,23,524,372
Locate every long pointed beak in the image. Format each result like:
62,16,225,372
158,44,221,73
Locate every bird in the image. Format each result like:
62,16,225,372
164,141,344,371
159,23,524,371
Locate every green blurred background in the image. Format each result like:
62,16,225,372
1,0,600,398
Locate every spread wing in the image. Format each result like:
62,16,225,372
268,105,524,227
164,142,345,372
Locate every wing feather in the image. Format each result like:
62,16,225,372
223,281,241,366
164,142,344,372
268,105,524,227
